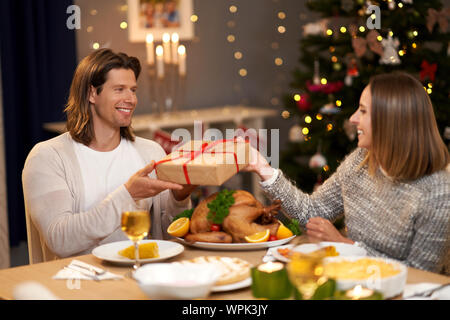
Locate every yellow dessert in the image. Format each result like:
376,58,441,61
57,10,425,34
324,258,401,280
118,242,159,259
322,246,339,257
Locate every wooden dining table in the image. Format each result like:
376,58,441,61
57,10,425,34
0,236,448,300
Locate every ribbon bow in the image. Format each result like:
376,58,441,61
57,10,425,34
420,60,437,82
426,8,450,33
155,139,244,185
351,30,384,58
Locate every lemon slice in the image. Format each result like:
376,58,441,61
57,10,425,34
244,229,270,243
167,217,190,237
276,222,293,239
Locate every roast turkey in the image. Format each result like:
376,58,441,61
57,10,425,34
185,190,282,243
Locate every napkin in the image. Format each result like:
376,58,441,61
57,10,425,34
403,283,450,300
13,281,61,300
52,259,123,281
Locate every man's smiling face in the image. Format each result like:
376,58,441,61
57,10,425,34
89,68,138,132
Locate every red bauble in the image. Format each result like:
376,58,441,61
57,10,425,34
306,80,344,94
296,93,311,111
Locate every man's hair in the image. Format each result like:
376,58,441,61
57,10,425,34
364,71,449,180
64,48,141,145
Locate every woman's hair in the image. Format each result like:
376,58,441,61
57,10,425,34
365,71,449,180
64,48,141,145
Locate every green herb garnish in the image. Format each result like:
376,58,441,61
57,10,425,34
173,208,194,221
207,189,236,224
286,218,302,236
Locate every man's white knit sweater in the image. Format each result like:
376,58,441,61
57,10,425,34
260,148,449,274
22,132,191,260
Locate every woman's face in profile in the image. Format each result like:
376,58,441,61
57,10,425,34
350,85,372,149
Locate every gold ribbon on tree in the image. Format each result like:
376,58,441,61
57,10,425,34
351,30,384,58
426,8,450,33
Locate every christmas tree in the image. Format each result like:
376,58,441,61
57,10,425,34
281,0,449,194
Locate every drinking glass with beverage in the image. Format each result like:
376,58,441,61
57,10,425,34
121,200,151,272
286,250,328,300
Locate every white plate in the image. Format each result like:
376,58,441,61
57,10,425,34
268,244,295,263
269,241,366,263
212,277,252,292
92,240,184,265
294,241,367,256
175,236,296,251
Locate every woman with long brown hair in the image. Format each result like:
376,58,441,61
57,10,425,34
245,71,449,274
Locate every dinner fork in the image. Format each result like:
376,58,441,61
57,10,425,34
71,260,106,276
403,283,450,299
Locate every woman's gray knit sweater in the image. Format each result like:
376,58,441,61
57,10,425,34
261,148,449,274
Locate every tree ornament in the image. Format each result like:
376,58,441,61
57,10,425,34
401,0,413,3
313,60,320,85
444,127,450,140
320,102,340,115
420,60,437,82
341,0,354,12
302,19,329,36
388,0,396,10
365,1,375,14
343,119,357,141
296,93,312,111
352,30,384,58
344,54,359,86
426,8,450,33
306,80,344,94
309,152,327,169
379,34,401,65
289,124,305,142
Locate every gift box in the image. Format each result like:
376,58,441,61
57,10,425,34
155,139,250,185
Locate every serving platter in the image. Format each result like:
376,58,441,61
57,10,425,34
175,236,296,251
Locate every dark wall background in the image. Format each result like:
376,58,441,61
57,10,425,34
0,0,77,248
75,0,316,146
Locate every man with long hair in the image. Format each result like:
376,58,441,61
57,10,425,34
22,49,195,262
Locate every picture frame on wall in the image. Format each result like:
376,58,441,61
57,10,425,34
127,0,194,42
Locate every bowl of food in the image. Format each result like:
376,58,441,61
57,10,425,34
133,263,221,299
323,256,408,298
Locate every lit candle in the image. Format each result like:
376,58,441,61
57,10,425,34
345,285,374,300
257,261,284,273
145,34,154,66
177,45,186,76
162,32,171,64
156,45,164,79
171,33,179,64
251,262,293,300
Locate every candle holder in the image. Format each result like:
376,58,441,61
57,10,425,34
146,33,186,117
333,285,383,300
251,262,293,300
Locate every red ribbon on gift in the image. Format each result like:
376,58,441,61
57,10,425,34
155,139,245,185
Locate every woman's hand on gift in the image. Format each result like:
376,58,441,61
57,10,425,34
125,161,184,200
305,217,354,244
237,138,274,181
